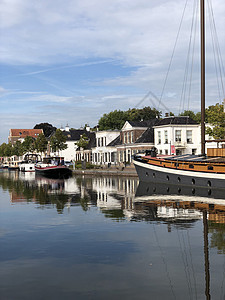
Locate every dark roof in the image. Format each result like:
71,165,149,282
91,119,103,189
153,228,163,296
63,129,94,141
135,127,154,144
128,119,160,128
107,135,122,146
62,129,96,149
155,116,198,126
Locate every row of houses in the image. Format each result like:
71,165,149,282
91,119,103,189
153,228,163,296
7,116,218,166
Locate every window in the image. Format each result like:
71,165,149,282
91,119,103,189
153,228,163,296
158,131,161,144
187,130,192,143
164,130,168,144
124,133,127,144
165,149,168,155
127,132,130,144
175,130,181,142
192,149,197,155
131,131,134,143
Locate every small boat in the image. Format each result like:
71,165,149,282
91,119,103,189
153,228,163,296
19,154,41,172
133,0,225,189
35,157,72,179
8,161,20,171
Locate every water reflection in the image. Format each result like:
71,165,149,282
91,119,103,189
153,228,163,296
1,171,225,299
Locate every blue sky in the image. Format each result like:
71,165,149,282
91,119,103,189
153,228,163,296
0,0,224,143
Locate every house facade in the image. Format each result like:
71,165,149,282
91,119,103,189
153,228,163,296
92,130,120,165
153,116,200,155
117,120,159,164
57,126,96,162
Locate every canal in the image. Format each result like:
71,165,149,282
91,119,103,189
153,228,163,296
1,170,225,299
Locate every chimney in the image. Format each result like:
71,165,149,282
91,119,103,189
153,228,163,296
65,123,70,132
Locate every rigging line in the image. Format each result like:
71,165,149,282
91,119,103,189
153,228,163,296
187,1,199,111
208,0,225,101
152,222,177,299
179,0,197,114
208,1,222,102
176,226,193,299
158,0,189,111
186,227,198,300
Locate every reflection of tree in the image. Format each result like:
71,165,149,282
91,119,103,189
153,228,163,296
209,222,225,254
101,209,125,221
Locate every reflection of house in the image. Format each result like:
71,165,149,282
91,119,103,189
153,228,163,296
8,129,43,144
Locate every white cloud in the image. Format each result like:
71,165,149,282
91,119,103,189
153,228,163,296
0,0,224,143
1,0,224,65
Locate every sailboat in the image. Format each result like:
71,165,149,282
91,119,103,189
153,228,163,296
133,0,225,189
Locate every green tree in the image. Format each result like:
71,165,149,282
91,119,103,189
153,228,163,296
98,110,128,130
4,143,13,157
50,129,67,154
13,141,24,156
76,134,89,149
205,103,225,139
34,123,56,137
98,106,162,130
35,133,48,154
22,136,35,153
179,110,201,123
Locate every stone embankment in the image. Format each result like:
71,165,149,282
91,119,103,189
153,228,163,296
72,164,138,177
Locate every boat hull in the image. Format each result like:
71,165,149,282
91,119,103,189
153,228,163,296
133,159,225,189
35,165,72,179
19,163,35,172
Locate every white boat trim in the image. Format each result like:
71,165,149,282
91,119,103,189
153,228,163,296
133,159,225,180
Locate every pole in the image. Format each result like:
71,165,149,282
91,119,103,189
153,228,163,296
201,0,206,155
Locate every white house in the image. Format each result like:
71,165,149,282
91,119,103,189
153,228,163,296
92,130,120,165
153,116,218,156
58,125,95,162
153,116,200,155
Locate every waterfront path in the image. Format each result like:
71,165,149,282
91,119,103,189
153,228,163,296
72,164,138,177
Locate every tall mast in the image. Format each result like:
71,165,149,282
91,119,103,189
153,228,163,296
201,0,206,155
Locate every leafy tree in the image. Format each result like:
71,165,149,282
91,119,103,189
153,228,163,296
35,133,48,154
98,110,128,130
205,103,225,139
0,143,13,157
13,141,24,156
179,110,201,123
5,143,13,157
127,107,161,121
34,123,56,137
22,136,35,153
76,134,89,149
98,106,161,130
50,129,67,153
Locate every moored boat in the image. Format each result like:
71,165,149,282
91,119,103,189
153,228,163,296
19,154,41,172
35,157,72,179
134,0,225,189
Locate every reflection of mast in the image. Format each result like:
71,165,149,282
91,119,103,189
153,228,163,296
203,210,210,299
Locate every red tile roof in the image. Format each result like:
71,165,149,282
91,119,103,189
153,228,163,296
10,129,43,138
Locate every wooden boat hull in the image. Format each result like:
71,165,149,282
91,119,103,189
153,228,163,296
133,158,225,189
35,165,72,179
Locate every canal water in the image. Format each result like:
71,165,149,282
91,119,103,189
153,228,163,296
1,170,225,299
